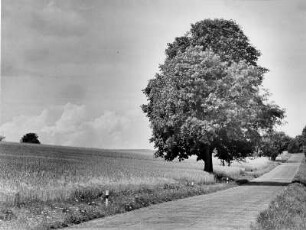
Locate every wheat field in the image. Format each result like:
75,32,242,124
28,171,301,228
0,142,215,204
0,141,279,206
0,141,282,229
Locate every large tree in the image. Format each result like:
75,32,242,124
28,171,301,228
142,19,284,173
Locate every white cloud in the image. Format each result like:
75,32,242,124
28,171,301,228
0,110,50,142
0,103,152,149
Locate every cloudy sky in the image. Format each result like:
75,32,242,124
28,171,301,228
1,0,306,149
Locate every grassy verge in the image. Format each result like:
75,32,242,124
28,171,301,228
214,152,289,183
251,155,306,230
0,181,234,229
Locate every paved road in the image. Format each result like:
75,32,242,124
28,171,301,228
68,154,304,230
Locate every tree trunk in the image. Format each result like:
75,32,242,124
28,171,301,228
203,145,213,173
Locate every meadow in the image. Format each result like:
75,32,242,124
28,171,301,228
0,142,280,229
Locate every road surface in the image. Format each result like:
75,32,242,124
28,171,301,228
68,153,304,230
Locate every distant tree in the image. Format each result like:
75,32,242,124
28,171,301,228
20,133,40,144
288,135,303,153
260,131,291,161
214,135,257,166
302,125,306,154
0,135,5,142
302,125,306,146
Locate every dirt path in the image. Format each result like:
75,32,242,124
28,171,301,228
68,154,304,230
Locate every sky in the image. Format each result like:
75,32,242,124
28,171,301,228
0,0,306,149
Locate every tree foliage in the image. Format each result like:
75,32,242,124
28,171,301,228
20,133,40,144
288,135,304,153
302,125,306,145
0,136,5,142
166,19,261,66
142,19,284,172
302,125,306,154
260,131,291,161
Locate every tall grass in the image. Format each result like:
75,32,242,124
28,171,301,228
0,142,215,205
251,156,306,230
0,142,277,205
213,155,280,180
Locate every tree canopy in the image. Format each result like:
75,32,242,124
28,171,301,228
260,131,291,161
288,127,306,154
166,19,261,66
20,133,41,144
142,19,284,172
302,125,306,146
288,135,303,153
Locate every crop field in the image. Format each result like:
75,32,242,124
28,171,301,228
0,142,281,204
0,142,281,229
0,142,216,204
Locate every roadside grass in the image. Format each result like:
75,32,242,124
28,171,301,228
213,152,289,182
251,155,306,230
0,142,278,229
292,156,306,185
0,182,233,229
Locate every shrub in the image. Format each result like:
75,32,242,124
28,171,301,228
20,133,41,144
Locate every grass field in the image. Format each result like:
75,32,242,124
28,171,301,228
0,142,216,204
251,155,306,230
0,142,280,229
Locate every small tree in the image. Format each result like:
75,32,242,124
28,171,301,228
288,135,303,153
260,131,291,161
0,135,5,142
302,125,306,153
20,133,40,144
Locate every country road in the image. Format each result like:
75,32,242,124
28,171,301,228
68,153,304,230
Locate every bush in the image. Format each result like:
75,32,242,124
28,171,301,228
20,133,40,144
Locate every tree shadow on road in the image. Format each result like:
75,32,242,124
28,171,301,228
235,179,290,186
245,181,290,186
